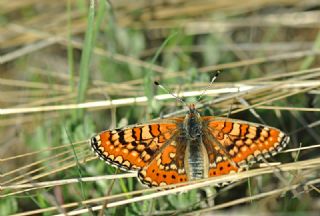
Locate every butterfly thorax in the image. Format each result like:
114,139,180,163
183,104,202,140
183,104,209,180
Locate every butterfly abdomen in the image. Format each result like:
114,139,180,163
182,105,210,180
184,139,209,180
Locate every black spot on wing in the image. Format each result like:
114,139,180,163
118,130,127,145
131,141,137,146
225,143,235,152
253,126,263,141
145,147,154,156
132,128,137,140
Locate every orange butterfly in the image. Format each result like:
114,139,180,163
90,76,289,187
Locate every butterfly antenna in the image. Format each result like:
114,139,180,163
196,71,220,104
154,81,188,107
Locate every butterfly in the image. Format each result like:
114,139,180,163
90,102,290,187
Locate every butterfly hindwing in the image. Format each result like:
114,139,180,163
138,139,188,187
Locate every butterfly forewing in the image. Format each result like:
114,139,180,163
91,119,182,171
203,117,290,177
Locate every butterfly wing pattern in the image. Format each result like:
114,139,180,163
202,117,289,178
138,139,189,187
91,105,290,187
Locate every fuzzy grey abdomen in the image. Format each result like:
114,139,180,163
185,140,209,180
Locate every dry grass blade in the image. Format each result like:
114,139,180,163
8,156,319,216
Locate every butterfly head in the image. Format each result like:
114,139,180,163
183,104,202,140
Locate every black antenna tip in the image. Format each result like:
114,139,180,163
154,81,160,86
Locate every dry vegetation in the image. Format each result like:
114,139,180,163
0,0,320,215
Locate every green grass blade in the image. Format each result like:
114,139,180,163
77,0,96,108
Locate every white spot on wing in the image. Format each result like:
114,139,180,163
115,156,123,163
